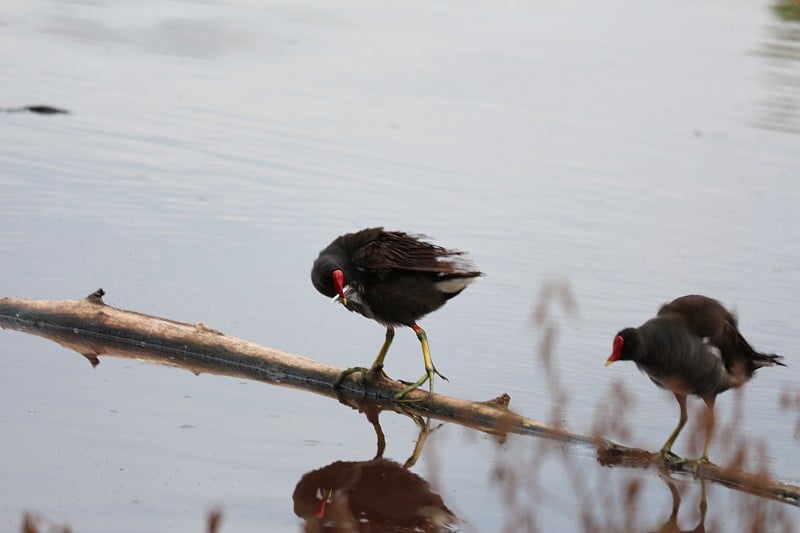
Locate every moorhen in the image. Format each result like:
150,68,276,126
311,227,482,399
605,294,785,462
293,458,456,529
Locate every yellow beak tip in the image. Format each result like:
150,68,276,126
604,360,614,367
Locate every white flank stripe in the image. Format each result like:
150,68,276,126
702,337,723,360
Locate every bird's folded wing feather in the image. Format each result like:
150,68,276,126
352,231,475,274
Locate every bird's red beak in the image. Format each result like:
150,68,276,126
332,269,347,305
605,335,624,366
315,487,333,518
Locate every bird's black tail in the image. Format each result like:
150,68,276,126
752,351,786,369
724,320,786,373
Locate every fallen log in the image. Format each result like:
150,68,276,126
0,289,579,443
1,289,797,507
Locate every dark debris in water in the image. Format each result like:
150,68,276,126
2,105,70,115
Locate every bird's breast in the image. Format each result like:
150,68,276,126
341,285,377,321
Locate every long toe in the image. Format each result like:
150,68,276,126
395,373,432,400
366,365,391,382
333,366,370,387
433,366,448,381
667,456,717,470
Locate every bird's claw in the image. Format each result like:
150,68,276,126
693,457,717,468
333,366,370,388
334,365,394,391
658,454,717,471
653,449,683,464
364,364,391,382
395,369,437,401
395,381,427,401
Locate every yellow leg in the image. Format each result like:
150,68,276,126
333,327,394,387
402,415,431,469
701,396,716,463
660,393,687,459
698,479,708,525
370,327,395,371
395,324,447,399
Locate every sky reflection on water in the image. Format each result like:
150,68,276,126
1,0,798,531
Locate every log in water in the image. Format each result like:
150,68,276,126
1,288,797,507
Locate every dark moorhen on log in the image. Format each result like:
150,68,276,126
311,227,482,399
605,294,785,463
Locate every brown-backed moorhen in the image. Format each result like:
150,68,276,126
311,227,482,399
605,294,785,462
293,458,456,529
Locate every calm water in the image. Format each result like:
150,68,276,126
1,0,799,531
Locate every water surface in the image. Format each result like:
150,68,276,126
1,0,798,531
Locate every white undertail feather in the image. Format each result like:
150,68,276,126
435,277,477,294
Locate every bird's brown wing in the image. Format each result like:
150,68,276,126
658,294,784,375
351,230,478,275
657,295,729,341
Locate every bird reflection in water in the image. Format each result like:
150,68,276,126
597,446,711,532
292,400,457,532
649,478,707,533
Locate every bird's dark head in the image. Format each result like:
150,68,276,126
311,256,349,305
605,328,641,366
